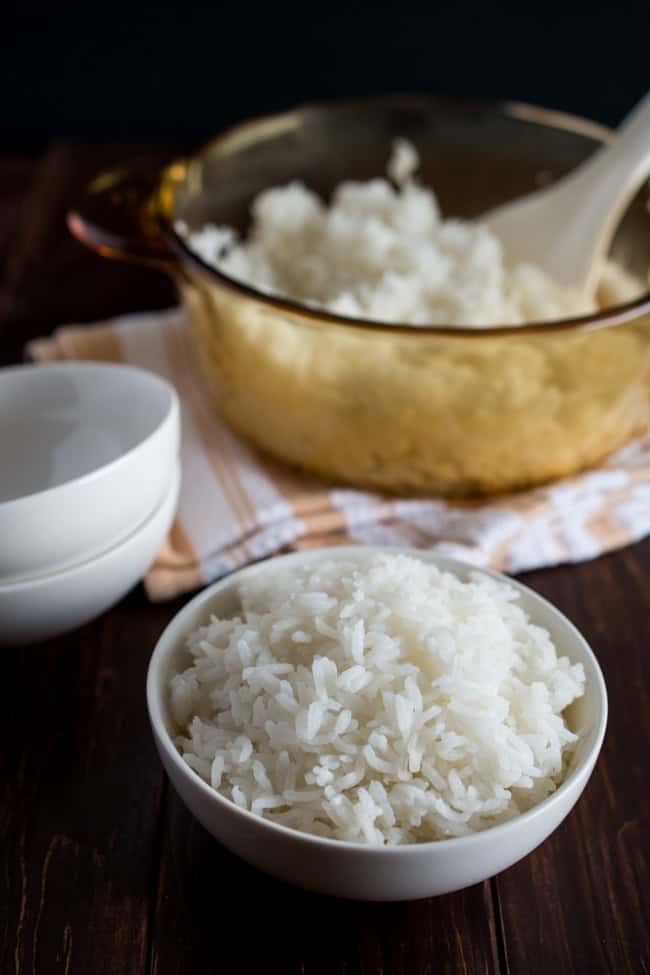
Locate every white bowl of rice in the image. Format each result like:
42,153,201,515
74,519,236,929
147,547,607,901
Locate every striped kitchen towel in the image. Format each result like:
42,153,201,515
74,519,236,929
29,308,650,601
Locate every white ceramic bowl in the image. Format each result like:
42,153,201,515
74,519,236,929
0,464,180,646
147,547,607,901
0,362,179,581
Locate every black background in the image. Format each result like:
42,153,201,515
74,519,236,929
2,3,649,146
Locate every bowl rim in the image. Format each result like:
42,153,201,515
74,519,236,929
147,545,608,855
0,463,181,594
0,361,179,511
157,93,650,337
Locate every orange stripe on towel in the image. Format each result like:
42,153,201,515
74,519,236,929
28,323,125,364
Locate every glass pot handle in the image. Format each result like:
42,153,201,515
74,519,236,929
67,164,178,270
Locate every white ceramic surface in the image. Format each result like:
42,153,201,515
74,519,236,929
147,547,608,902
486,92,650,296
0,464,180,646
0,362,179,581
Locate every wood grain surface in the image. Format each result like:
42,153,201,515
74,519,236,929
0,145,648,975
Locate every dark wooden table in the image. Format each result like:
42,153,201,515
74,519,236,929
1,145,648,975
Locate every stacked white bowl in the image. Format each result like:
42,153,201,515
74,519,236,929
0,362,180,645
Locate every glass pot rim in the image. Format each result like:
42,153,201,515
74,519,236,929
157,94,650,338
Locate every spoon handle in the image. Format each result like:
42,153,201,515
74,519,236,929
558,92,650,291
571,92,650,197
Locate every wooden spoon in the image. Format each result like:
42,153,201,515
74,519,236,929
485,93,650,298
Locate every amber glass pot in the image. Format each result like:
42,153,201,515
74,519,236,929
69,96,650,496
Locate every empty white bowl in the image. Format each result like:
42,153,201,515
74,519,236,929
147,547,607,901
0,362,179,581
0,464,180,646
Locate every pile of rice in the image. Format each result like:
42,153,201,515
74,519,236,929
180,140,642,326
170,554,585,845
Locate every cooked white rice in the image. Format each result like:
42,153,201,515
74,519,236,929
179,139,643,326
170,554,585,845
